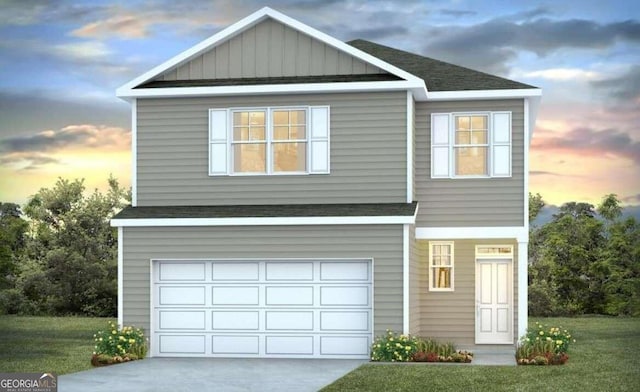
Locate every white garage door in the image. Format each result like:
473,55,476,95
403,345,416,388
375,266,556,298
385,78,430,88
152,259,372,359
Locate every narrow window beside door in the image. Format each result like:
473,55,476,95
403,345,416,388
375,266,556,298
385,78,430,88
429,241,454,291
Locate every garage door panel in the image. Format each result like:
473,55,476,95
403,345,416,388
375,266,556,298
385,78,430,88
320,286,369,306
159,262,205,281
320,311,369,331
159,286,205,305
159,310,206,330
212,262,259,281
320,336,370,355
154,259,372,359
266,286,313,306
212,286,259,305
266,336,314,355
266,311,313,331
266,262,313,281
320,262,369,281
159,335,205,354
212,311,259,330
212,335,259,354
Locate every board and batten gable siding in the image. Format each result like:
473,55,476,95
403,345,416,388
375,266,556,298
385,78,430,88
415,99,525,227
136,92,407,206
122,225,404,336
417,239,519,345
156,18,384,81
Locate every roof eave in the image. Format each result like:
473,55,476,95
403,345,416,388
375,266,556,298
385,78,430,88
116,80,425,99
425,88,542,101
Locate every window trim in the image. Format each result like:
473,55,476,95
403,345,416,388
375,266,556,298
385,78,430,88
428,241,455,292
431,111,512,179
229,106,310,176
210,105,330,177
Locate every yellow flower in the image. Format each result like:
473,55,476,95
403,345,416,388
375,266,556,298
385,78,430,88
112,330,117,335
556,340,563,345
129,339,135,344
539,331,544,335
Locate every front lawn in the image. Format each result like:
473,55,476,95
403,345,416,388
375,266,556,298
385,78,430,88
322,317,640,392
0,315,114,375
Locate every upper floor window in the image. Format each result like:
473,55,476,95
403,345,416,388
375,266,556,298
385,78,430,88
209,106,329,176
431,111,511,178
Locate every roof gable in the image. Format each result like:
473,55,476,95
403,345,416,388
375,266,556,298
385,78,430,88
154,18,386,82
117,7,424,97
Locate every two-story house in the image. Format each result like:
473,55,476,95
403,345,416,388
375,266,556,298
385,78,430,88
111,7,541,359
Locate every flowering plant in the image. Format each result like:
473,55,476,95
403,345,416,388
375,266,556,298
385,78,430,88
516,321,575,365
93,321,148,359
370,329,419,362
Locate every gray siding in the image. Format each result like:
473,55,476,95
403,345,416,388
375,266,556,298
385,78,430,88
122,225,404,336
415,99,525,227
156,18,384,81
417,239,518,345
136,92,407,206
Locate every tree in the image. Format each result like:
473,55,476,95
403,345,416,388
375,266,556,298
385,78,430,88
0,203,28,290
10,176,129,316
529,192,545,223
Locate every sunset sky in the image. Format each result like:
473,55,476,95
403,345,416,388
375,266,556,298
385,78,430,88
1,0,638,211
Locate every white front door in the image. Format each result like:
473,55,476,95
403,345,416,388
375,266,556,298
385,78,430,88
476,259,512,344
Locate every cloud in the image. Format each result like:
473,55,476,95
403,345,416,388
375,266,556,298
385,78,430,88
0,124,130,154
53,41,112,61
0,152,60,171
622,194,640,203
438,9,477,17
591,65,640,101
524,68,601,81
422,16,640,74
532,127,640,164
530,170,563,176
71,14,149,39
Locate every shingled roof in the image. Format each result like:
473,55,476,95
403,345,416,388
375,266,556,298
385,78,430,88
347,39,535,92
112,202,418,220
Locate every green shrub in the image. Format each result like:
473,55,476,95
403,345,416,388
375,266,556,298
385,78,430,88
93,321,147,358
370,330,419,362
517,321,575,365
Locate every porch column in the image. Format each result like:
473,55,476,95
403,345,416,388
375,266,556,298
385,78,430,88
517,240,528,339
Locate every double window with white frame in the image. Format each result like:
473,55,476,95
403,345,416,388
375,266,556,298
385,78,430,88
431,112,511,178
209,106,330,176
429,241,454,291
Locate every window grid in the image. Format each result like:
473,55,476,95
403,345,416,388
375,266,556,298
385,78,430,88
453,114,489,176
230,107,309,174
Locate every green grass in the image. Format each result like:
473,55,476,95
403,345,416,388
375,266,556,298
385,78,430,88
0,315,114,375
322,317,640,392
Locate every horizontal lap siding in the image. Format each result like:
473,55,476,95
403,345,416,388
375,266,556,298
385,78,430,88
418,239,518,345
136,92,407,206
122,225,403,336
158,18,383,80
415,99,525,227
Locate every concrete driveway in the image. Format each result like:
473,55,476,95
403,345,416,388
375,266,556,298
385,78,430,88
58,358,365,392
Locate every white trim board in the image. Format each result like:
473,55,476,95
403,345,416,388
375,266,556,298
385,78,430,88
406,91,414,203
130,99,137,207
427,89,542,101
402,224,410,334
117,7,427,99
112,214,417,228
117,227,124,327
416,227,527,242
118,80,421,99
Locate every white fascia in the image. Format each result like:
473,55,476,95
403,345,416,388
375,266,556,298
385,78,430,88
416,226,527,242
426,88,542,101
116,6,427,99
111,214,417,228
117,80,422,99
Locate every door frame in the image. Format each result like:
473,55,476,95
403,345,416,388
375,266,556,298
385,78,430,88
474,245,513,344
